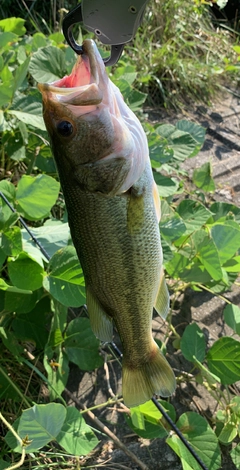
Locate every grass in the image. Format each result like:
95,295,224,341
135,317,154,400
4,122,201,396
124,0,238,108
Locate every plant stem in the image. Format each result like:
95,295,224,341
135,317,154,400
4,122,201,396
169,323,181,339
0,411,26,470
0,365,31,407
197,284,232,304
3,451,26,470
64,388,149,470
80,397,123,414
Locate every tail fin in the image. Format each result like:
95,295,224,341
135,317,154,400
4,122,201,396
122,343,175,408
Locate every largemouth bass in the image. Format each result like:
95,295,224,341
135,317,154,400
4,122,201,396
38,39,176,407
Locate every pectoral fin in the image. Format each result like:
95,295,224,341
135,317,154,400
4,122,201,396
127,182,145,234
154,268,169,319
86,285,113,342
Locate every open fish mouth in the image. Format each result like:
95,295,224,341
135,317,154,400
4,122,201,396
38,39,104,107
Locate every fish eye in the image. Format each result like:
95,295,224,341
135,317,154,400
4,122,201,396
57,121,74,137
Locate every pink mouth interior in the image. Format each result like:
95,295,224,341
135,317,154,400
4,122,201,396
53,56,91,88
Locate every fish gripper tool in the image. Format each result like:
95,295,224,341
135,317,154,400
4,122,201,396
62,0,149,66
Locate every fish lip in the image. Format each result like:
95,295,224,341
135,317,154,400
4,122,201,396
38,39,103,105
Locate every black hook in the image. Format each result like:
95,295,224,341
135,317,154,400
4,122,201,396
62,3,84,55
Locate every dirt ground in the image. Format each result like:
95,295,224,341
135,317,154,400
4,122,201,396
65,86,240,470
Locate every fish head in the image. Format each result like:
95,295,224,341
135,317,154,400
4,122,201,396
38,39,149,194
38,40,116,165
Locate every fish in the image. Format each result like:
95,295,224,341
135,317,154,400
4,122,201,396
38,39,176,408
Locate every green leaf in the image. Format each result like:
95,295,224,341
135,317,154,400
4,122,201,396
155,123,176,139
130,407,145,430
16,174,60,220
0,110,6,131
8,109,45,130
0,17,26,35
49,32,65,44
165,253,189,278
0,83,13,107
29,46,66,82
4,289,39,314
1,65,13,83
193,162,215,192
211,224,240,264
160,215,186,241
218,422,237,444
169,131,198,161
210,202,240,224
17,45,27,65
223,304,240,335
13,57,30,93
176,200,212,233
154,173,179,197
135,399,176,426
161,199,175,221
0,204,19,231
0,460,10,469
167,412,221,470
127,89,147,112
16,404,66,452
207,337,240,385
231,396,240,418
0,327,23,357
43,246,85,307
35,149,56,173
31,33,48,51
0,180,16,203
22,222,70,263
156,125,199,161
176,120,206,147
112,65,137,85
161,237,174,264
223,255,240,273
181,323,206,363
0,278,32,295
8,252,44,291
44,346,69,399
0,31,17,49
126,399,175,439
113,78,131,98
230,444,240,469
64,317,103,370
5,132,26,161
56,407,98,455
1,226,22,256
12,296,50,348
196,236,222,281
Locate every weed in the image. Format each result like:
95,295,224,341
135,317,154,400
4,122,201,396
125,0,237,107
0,13,240,470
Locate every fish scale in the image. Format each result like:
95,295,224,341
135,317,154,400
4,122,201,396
38,38,176,407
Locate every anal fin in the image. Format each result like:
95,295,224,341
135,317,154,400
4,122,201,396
86,285,113,342
154,268,170,320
